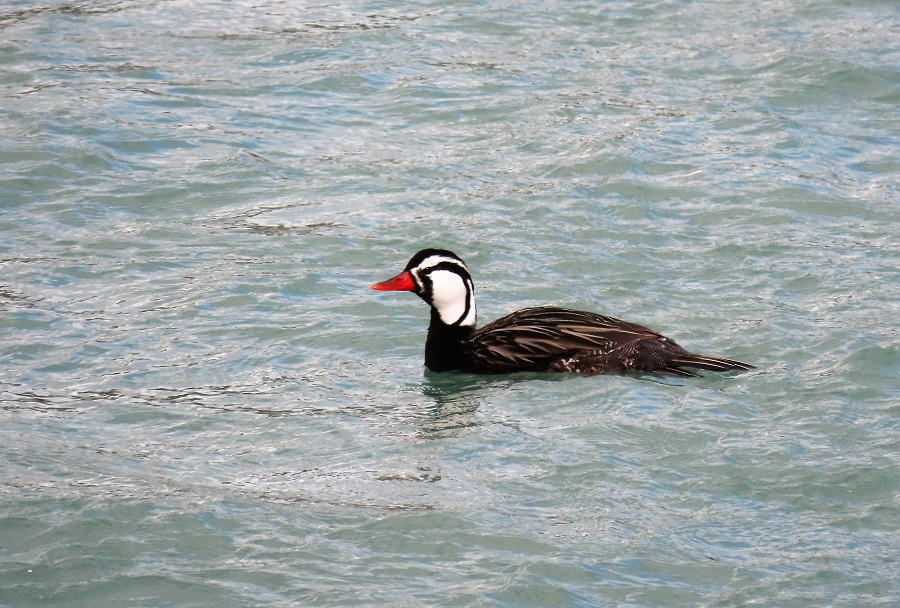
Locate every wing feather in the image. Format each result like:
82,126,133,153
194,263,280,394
468,307,666,371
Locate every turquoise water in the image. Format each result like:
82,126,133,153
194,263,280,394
2,0,898,605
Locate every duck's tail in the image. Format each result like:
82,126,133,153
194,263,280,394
665,353,755,377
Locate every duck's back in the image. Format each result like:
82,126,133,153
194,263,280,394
466,306,749,376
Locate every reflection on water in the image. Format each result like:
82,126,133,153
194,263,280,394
419,372,492,437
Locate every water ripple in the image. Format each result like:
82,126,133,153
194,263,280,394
2,0,898,605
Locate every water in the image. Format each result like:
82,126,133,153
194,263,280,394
1,0,898,605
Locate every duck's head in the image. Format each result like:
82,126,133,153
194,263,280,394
372,248,477,328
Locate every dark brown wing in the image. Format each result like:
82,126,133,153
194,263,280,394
466,306,668,373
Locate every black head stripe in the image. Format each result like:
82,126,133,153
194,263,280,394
425,260,472,281
405,249,466,271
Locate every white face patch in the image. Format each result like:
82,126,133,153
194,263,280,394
426,269,476,327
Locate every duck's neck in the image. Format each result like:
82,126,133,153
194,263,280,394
425,309,475,372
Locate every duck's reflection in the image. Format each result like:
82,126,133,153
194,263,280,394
416,371,559,438
416,371,498,437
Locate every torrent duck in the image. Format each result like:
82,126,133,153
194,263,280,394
372,249,753,376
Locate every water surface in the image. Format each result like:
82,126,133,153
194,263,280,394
1,0,898,606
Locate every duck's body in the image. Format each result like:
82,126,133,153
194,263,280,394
373,249,753,377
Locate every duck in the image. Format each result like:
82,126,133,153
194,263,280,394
371,248,754,376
